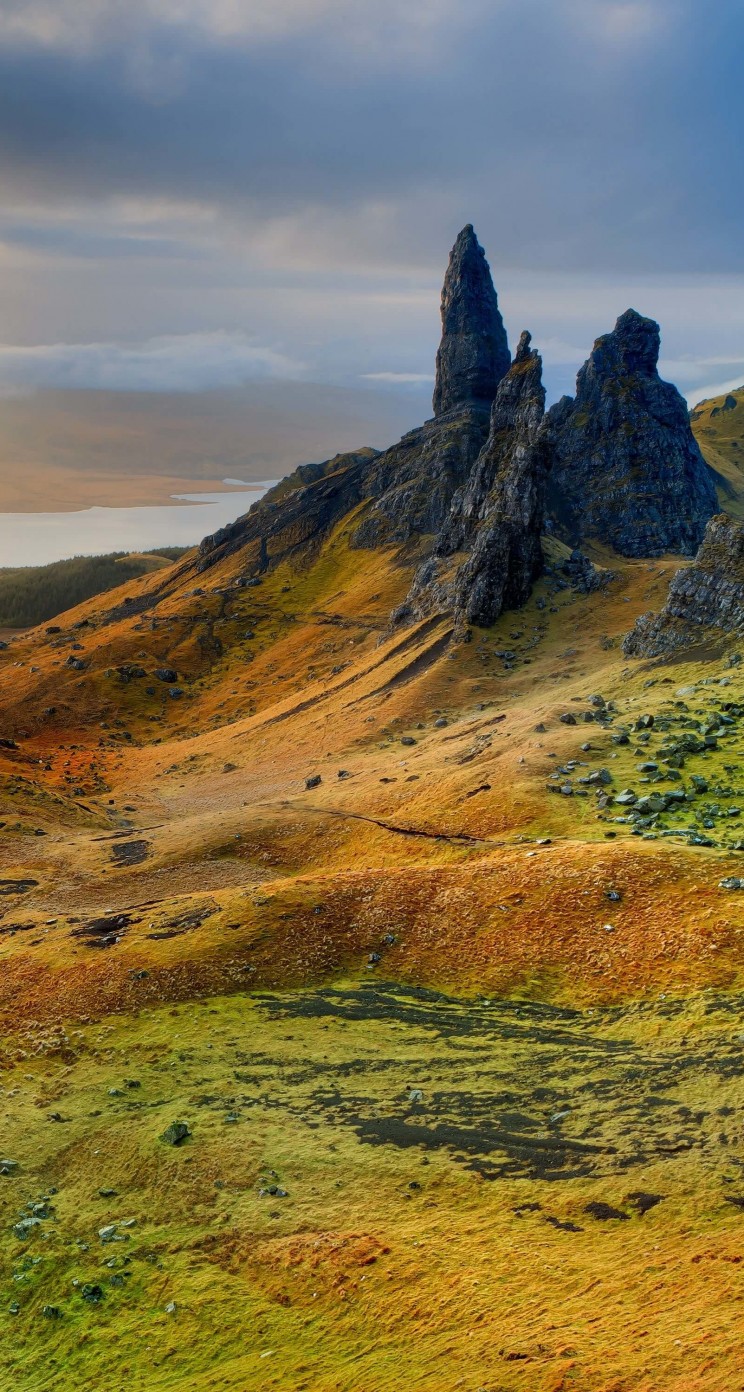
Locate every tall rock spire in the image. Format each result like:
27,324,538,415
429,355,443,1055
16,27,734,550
546,308,718,557
432,225,510,418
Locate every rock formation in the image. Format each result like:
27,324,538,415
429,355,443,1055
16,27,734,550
624,512,744,657
349,409,492,548
547,309,718,557
448,332,549,626
351,225,507,547
395,331,550,628
432,225,510,418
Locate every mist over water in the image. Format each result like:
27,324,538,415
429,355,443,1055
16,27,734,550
0,483,274,568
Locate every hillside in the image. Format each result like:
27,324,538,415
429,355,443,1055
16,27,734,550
1,230,744,1392
691,385,744,515
0,549,187,628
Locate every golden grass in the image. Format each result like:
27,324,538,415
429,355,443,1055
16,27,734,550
0,520,743,1388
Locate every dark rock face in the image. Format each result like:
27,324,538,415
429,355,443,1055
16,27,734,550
395,332,550,628
432,225,510,418
351,225,510,548
450,332,549,626
197,449,375,574
547,309,718,557
624,513,744,657
349,407,491,548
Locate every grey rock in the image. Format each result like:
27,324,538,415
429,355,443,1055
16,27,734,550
160,1120,190,1147
304,774,322,789
13,1217,42,1239
432,224,510,418
353,408,491,550
624,514,744,657
395,336,550,628
547,309,717,557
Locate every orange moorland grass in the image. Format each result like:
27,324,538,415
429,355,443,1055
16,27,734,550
0,523,743,1390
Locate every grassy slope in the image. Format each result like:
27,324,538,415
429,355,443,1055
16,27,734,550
1,515,744,1389
0,551,187,629
691,386,744,516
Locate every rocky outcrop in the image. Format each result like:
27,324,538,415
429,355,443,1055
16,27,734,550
197,448,375,574
624,513,744,657
432,225,510,418
547,309,718,557
395,332,550,628
449,332,549,626
350,224,509,548
349,407,491,548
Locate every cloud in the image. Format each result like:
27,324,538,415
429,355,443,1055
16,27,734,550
687,376,744,409
0,0,740,405
360,372,434,385
0,331,305,393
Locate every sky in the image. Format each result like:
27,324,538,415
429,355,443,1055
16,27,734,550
0,0,743,422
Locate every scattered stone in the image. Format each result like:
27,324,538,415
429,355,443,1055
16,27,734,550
13,1217,42,1239
160,1121,191,1147
81,1284,104,1303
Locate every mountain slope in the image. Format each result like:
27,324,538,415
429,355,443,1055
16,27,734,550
2,229,744,1392
691,385,744,516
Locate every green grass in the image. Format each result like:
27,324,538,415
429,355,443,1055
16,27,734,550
0,551,188,629
2,982,744,1391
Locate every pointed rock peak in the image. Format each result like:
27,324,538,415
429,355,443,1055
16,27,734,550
490,329,544,435
514,329,533,363
588,307,661,379
432,225,510,418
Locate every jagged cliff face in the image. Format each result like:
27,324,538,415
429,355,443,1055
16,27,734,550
396,331,550,628
349,408,490,548
449,331,548,626
201,249,721,639
624,512,744,657
547,309,718,557
432,225,510,418
351,225,507,549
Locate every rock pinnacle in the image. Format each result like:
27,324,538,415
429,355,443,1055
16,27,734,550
432,225,510,418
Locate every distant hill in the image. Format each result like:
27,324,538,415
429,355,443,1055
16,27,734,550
691,386,744,516
0,548,187,628
0,381,428,511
